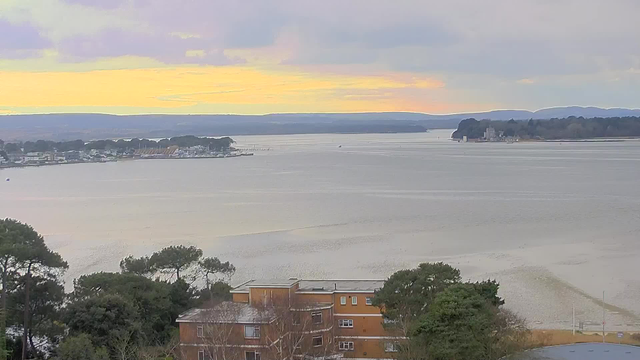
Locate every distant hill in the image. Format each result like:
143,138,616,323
1,107,639,141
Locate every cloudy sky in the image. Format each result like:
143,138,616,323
1,0,639,115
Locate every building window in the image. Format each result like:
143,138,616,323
340,296,346,305
339,341,355,351
311,312,322,324
292,312,301,325
338,319,353,328
366,297,373,306
244,325,261,339
246,351,261,360
385,342,399,353
312,336,323,347
351,296,357,305
198,350,205,360
197,325,204,338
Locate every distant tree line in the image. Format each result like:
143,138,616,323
0,136,235,154
452,116,640,140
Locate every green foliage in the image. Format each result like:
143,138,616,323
8,275,66,344
452,116,640,140
199,257,235,286
0,219,68,359
2,144,19,153
148,245,203,280
70,272,180,344
119,256,152,276
57,334,98,360
64,294,141,349
198,281,233,304
1,220,236,359
375,263,528,360
373,262,461,321
169,278,197,319
413,284,495,360
468,280,504,307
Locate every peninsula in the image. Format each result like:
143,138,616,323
452,116,640,141
0,135,250,169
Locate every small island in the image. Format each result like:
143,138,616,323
452,116,640,141
0,135,252,169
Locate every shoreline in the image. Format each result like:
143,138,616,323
0,152,253,170
455,137,640,143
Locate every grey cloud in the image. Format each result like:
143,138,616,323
35,0,640,78
63,0,129,9
0,19,51,58
56,28,240,65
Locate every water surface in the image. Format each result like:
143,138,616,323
2,130,640,330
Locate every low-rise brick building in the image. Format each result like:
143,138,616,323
178,279,403,360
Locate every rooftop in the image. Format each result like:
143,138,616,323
231,279,384,293
177,302,276,324
298,280,384,292
231,278,300,292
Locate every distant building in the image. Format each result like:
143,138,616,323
484,127,498,141
178,279,404,360
24,152,44,163
65,151,81,161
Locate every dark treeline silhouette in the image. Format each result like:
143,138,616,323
0,135,235,154
452,116,640,140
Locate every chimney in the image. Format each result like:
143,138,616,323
334,283,337,290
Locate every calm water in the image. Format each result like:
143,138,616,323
2,130,640,329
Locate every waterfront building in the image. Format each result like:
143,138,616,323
178,279,404,360
483,127,498,141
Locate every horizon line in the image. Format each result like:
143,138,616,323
2,105,640,117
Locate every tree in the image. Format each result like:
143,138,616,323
70,272,177,344
373,262,460,322
375,264,528,360
198,257,235,299
64,294,141,351
198,281,232,304
15,229,68,360
2,144,20,154
57,334,108,360
169,278,196,323
9,275,65,356
490,309,530,359
412,284,494,360
0,219,67,360
119,256,152,276
0,219,32,360
148,245,203,281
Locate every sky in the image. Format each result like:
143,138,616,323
1,0,639,115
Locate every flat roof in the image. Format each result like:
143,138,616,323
231,279,300,293
231,278,384,293
298,280,384,292
177,302,275,324
231,279,384,293
513,343,640,360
